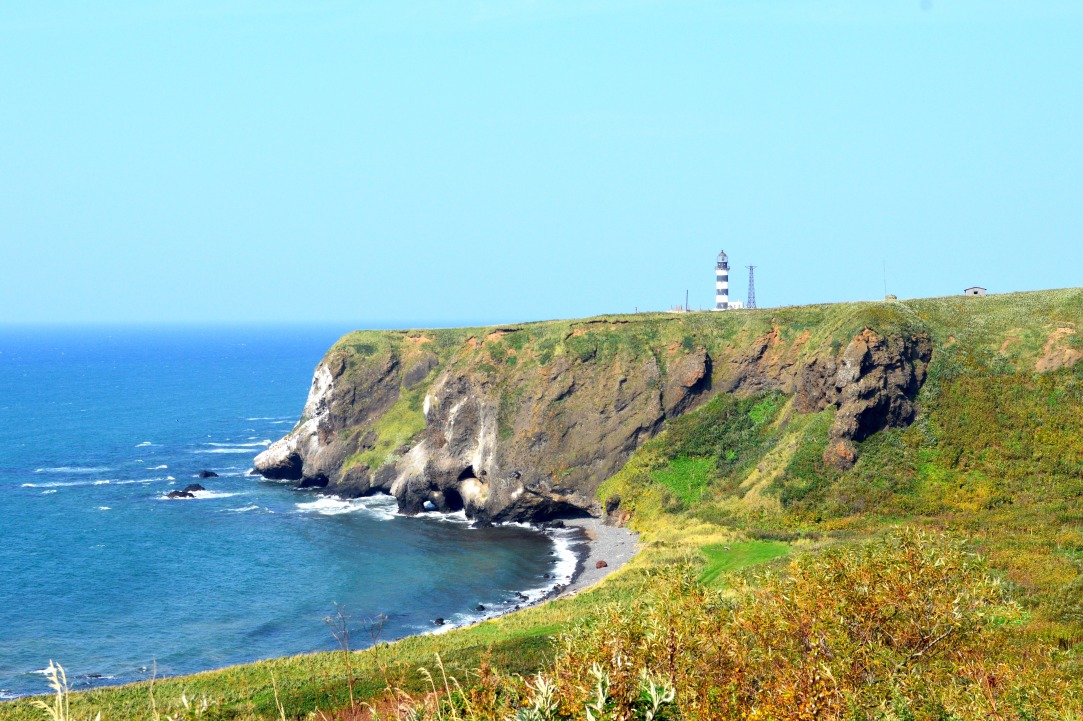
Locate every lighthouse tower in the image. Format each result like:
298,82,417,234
714,250,730,310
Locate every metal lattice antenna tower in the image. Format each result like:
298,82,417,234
746,266,757,309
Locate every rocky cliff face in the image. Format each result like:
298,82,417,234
255,309,934,522
725,327,932,469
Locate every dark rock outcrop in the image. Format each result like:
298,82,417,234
166,484,204,499
819,329,932,468
197,470,218,479
255,448,303,480
727,326,932,469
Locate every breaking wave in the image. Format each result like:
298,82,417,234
22,476,172,489
295,495,398,520
34,466,113,474
206,441,272,448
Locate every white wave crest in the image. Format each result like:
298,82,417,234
159,490,240,501
0,690,19,700
226,504,260,513
543,528,580,591
42,490,57,495
194,448,260,454
135,441,153,447
296,495,398,520
23,476,174,489
148,465,168,470
97,506,111,511
34,466,113,474
415,509,472,526
206,441,271,448
193,490,240,500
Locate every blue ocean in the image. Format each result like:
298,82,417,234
0,327,573,699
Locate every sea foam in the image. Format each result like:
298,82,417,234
206,441,271,448
23,476,173,489
34,466,113,474
195,448,261,454
295,495,398,520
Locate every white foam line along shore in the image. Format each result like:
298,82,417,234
426,516,639,634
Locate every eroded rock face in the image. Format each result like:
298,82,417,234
388,346,712,523
824,329,932,468
256,321,932,522
254,353,401,486
727,327,932,469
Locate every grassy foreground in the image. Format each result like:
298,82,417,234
5,289,1083,720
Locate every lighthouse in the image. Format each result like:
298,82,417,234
714,250,729,310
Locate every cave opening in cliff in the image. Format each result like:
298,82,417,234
456,466,477,482
443,487,465,512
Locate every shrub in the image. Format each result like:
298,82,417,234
373,530,1079,721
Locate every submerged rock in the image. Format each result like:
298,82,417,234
165,483,205,499
197,470,219,479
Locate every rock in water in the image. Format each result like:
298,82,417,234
197,470,219,478
182,484,205,493
166,490,195,499
433,618,445,626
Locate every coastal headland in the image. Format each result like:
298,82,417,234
5,288,1083,719
254,296,935,523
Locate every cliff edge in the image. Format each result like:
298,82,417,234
254,296,966,522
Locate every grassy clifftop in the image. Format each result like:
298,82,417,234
311,289,1080,511
6,288,1083,720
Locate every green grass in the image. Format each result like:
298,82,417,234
651,456,714,504
344,384,428,471
699,540,791,586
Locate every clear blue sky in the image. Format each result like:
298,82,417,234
2,1,1081,326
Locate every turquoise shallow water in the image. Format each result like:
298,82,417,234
0,327,569,698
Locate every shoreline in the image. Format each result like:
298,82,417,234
426,513,640,633
0,503,640,702
551,517,640,598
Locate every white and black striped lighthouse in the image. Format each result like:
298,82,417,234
714,250,730,310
